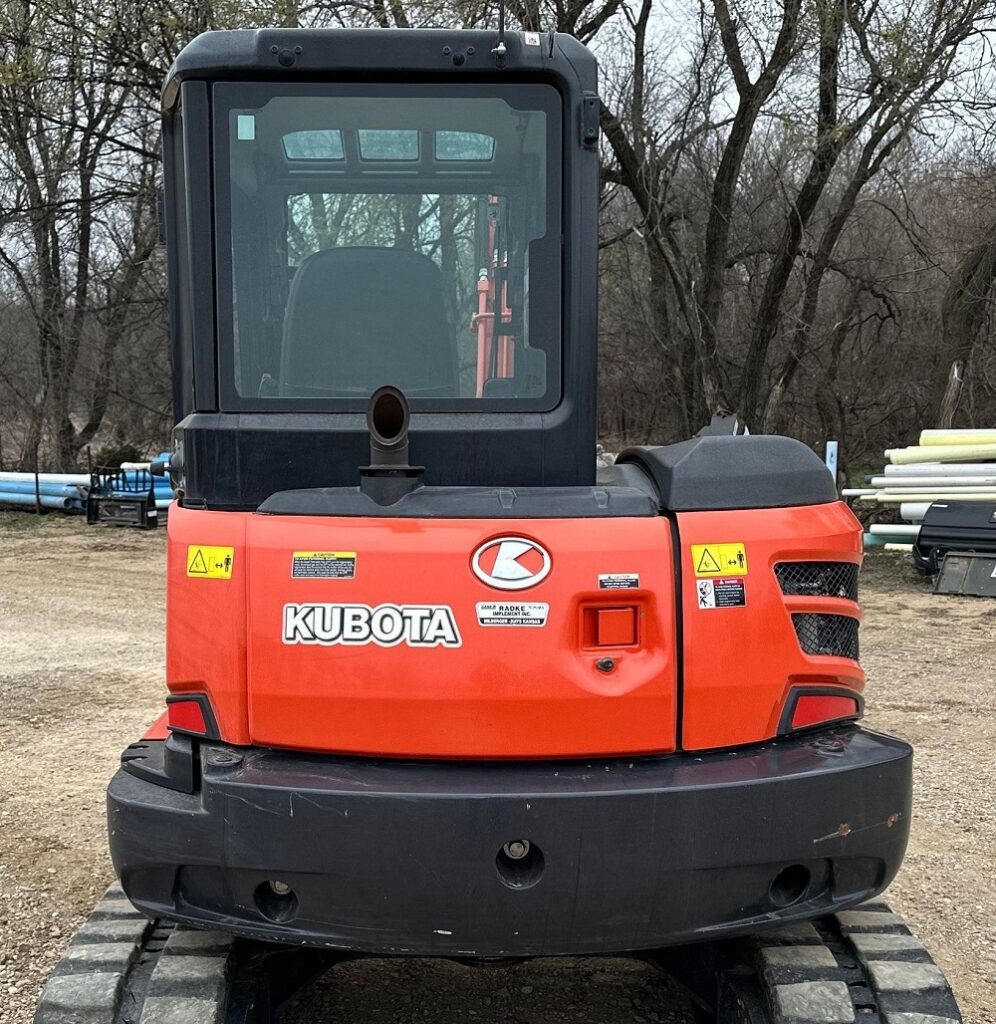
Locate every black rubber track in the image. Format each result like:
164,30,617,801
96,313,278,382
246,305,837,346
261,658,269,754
660,900,963,1024
35,889,961,1024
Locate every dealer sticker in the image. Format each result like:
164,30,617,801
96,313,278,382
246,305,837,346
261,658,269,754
292,551,356,579
696,577,746,609
476,601,549,626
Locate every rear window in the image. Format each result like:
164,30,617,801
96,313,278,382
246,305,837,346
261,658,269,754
214,83,562,412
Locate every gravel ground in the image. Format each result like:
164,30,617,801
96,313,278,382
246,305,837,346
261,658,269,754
0,513,993,1023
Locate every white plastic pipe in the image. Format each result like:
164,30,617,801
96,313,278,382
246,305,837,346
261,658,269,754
877,491,996,503
883,463,996,476
869,524,920,537
870,476,996,487
884,543,914,553
900,503,930,521
874,486,996,497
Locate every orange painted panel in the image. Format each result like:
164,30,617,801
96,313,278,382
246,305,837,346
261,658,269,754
244,515,677,757
165,504,250,744
162,499,861,758
677,501,864,751
142,711,170,741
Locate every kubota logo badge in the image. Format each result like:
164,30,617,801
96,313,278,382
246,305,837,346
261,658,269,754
472,537,551,591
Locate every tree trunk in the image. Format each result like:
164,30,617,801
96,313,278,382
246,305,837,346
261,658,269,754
933,219,996,427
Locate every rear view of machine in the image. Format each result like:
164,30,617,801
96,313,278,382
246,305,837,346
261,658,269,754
32,26,962,1024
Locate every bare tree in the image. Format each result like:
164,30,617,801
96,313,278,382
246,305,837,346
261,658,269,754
0,1,159,468
934,218,996,426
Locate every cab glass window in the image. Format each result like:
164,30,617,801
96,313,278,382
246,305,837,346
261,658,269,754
213,83,562,410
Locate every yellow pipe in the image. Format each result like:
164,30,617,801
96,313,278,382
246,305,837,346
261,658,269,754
919,429,996,446
886,443,996,464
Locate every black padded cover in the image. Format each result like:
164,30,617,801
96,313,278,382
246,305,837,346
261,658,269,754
617,435,837,511
913,500,996,572
258,483,657,518
280,247,457,397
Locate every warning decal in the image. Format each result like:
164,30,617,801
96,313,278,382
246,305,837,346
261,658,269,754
691,542,748,577
599,573,640,590
292,552,356,580
186,546,235,579
696,577,746,609
476,602,549,626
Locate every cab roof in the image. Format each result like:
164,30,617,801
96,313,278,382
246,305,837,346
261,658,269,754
163,28,597,113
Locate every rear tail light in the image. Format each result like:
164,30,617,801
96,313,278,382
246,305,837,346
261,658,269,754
166,694,218,737
781,689,862,734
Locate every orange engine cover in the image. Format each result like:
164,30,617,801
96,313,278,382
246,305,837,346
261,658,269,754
166,505,678,758
164,499,863,759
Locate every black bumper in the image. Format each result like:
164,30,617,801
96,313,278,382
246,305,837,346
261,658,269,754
108,727,912,956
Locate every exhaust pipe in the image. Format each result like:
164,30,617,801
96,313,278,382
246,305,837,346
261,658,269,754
360,386,424,506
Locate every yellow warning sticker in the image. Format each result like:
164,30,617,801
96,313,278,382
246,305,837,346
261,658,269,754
291,551,356,579
186,545,235,579
691,543,748,577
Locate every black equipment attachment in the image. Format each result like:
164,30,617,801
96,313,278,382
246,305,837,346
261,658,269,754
86,466,159,529
912,500,996,575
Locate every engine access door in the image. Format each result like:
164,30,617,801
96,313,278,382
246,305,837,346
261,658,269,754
245,514,677,758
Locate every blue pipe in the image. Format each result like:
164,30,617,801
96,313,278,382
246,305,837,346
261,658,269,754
0,480,87,498
0,491,81,510
0,476,167,497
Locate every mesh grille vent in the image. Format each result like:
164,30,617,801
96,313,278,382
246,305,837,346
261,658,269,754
775,562,858,602
792,614,859,660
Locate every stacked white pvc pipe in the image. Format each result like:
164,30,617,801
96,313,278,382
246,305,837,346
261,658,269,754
853,428,996,549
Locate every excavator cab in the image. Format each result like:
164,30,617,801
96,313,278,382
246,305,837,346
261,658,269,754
99,30,952,1024
162,29,598,510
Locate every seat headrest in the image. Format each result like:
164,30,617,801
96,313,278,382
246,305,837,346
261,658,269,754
280,246,457,398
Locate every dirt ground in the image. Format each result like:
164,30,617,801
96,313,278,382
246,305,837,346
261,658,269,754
0,513,993,1024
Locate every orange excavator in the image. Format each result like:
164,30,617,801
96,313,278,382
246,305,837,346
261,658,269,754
56,24,961,1024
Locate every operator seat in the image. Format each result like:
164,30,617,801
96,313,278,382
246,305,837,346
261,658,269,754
280,246,458,397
